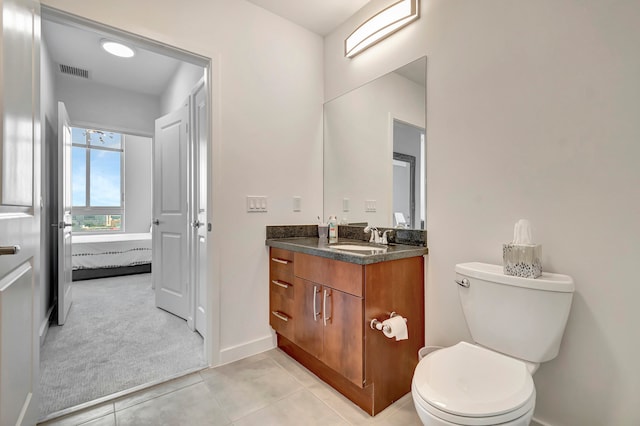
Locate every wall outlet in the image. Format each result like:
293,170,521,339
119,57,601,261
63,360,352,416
342,198,350,212
365,200,377,212
293,196,302,212
247,196,268,212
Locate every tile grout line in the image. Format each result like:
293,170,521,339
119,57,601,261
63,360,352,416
266,353,373,426
205,359,303,424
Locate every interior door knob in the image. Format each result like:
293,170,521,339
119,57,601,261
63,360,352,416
153,219,160,225
0,245,21,255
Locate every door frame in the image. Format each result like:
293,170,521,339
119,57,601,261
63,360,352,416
41,6,220,366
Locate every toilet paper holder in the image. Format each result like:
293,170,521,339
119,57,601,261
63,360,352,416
370,312,407,334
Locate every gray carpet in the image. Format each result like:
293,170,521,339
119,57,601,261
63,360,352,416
39,273,206,417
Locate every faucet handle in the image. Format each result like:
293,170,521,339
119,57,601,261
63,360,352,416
365,225,378,243
381,230,392,245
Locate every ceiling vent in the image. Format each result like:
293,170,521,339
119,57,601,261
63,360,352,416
59,64,89,79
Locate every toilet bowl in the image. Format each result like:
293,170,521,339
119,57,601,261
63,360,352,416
411,262,574,425
412,342,535,426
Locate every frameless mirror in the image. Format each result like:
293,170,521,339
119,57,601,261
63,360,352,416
323,57,426,229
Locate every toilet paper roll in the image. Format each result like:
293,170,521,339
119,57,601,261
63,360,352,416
382,315,408,341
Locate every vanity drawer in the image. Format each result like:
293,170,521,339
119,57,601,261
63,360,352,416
270,305,294,340
270,248,295,340
294,252,363,297
270,248,294,282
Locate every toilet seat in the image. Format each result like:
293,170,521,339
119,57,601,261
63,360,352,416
412,342,535,425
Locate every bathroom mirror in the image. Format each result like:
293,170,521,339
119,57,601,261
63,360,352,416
323,57,426,229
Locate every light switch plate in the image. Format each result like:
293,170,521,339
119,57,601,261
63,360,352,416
365,200,377,212
247,196,268,212
293,196,302,212
342,198,350,212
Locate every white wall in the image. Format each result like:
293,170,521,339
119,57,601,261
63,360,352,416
40,38,58,344
324,71,424,226
55,74,160,136
326,1,640,425
124,135,152,233
160,61,205,115
43,0,324,363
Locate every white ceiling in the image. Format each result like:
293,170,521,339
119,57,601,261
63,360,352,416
42,1,369,96
42,19,183,97
246,0,370,35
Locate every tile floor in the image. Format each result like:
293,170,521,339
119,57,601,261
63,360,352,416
39,348,422,426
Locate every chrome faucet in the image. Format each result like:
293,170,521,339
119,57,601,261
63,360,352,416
364,225,380,243
364,226,393,245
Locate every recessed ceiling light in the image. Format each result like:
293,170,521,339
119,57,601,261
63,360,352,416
101,40,135,58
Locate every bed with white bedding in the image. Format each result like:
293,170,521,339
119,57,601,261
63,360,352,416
72,232,152,280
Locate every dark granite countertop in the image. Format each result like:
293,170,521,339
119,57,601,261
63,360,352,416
266,237,428,265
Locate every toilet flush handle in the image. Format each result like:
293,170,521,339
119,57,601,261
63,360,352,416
455,278,470,288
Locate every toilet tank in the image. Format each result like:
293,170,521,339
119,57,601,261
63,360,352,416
455,262,574,363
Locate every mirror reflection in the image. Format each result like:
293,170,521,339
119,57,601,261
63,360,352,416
323,57,426,229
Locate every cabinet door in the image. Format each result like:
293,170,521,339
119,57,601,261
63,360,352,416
322,287,364,387
293,277,323,358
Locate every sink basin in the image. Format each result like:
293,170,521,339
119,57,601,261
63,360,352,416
329,244,388,254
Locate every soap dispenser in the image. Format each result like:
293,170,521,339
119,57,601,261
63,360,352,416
328,216,338,243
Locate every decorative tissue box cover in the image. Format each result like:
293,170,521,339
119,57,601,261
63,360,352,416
503,244,542,278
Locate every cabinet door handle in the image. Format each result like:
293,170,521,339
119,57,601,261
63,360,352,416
272,311,289,322
272,280,290,289
323,289,331,326
313,285,321,321
271,258,290,265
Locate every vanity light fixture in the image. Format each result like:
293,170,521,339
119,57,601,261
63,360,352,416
101,40,135,58
345,0,419,58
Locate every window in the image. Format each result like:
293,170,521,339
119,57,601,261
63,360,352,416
71,127,124,232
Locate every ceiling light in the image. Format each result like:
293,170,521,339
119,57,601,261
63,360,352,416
345,0,419,58
101,40,135,58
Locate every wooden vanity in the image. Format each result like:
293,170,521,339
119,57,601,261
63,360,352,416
267,238,426,415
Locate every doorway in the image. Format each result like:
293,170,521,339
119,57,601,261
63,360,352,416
392,119,425,229
39,7,212,420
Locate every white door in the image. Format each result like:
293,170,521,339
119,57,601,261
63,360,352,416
153,104,189,320
0,0,41,424
191,78,208,338
57,102,73,325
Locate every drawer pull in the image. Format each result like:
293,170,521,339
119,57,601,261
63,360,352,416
313,285,321,321
271,258,290,265
272,280,290,289
272,311,289,322
323,289,331,326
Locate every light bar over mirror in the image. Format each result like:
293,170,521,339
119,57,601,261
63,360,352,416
345,0,419,58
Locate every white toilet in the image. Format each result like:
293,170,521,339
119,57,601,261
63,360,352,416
412,262,574,425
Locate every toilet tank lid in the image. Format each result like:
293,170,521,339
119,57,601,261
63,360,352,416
455,262,575,293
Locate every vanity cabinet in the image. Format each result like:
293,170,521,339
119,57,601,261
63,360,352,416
268,247,425,416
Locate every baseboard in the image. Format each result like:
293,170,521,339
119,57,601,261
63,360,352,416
218,334,276,365
39,306,54,346
531,417,553,426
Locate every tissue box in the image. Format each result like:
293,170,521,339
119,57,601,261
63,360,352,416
503,244,542,278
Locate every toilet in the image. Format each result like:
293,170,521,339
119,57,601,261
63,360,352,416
412,262,574,426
